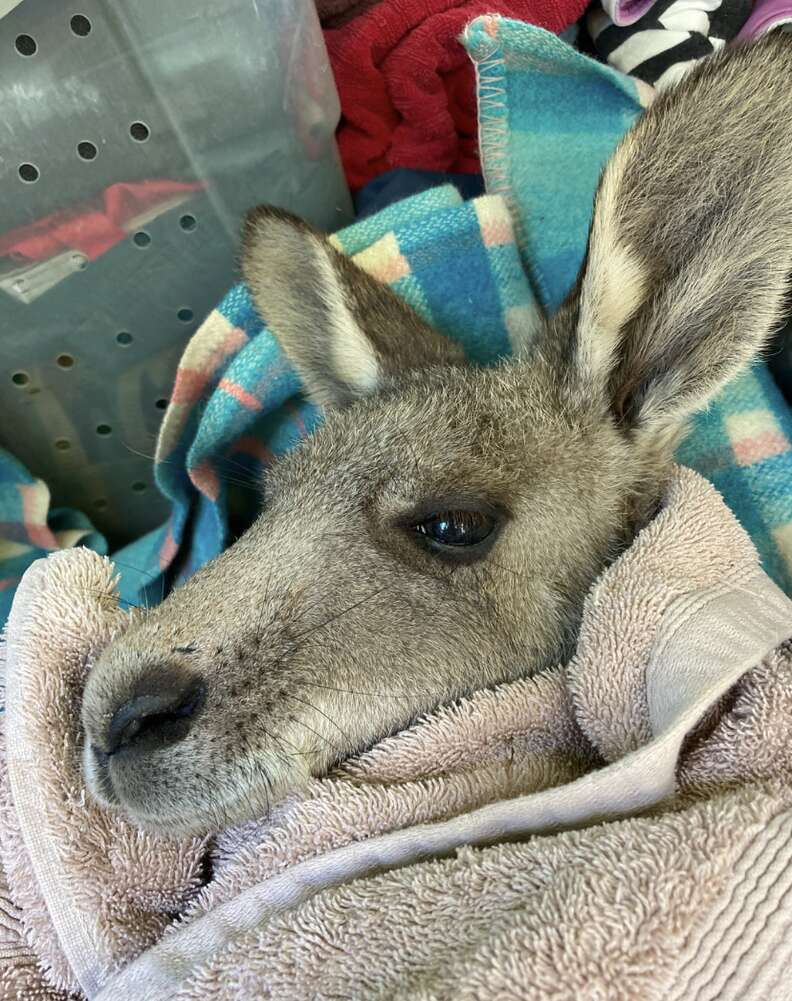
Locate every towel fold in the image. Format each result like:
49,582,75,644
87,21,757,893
2,466,791,999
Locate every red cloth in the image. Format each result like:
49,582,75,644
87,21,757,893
0,180,204,263
324,0,589,191
316,0,384,27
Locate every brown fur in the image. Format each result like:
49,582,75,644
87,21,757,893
82,35,792,836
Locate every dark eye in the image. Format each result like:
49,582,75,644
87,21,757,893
414,510,496,549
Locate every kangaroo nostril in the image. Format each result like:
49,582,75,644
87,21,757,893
105,680,205,756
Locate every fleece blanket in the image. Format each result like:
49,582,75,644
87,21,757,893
2,18,792,632
2,465,792,999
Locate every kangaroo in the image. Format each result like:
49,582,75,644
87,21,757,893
82,35,792,836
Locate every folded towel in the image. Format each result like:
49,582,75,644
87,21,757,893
324,0,590,190
2,20,792,635
2,466,791,998
0,552,205,999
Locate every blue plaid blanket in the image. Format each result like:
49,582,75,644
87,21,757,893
1,17,791,631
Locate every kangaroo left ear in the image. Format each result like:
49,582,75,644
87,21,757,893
547,33,792,438
241,206,465,409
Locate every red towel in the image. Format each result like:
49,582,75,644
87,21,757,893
316,0,384,27
325,0,589,191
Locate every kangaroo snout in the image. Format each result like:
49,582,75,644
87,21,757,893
82,642,211,827
97,672,204,759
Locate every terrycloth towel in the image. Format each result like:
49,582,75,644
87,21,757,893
0,567,206,999
2,466,791,999
324,0,590,190
2,19,792,633
588,0,753,90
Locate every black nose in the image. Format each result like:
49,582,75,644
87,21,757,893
104,676,205,756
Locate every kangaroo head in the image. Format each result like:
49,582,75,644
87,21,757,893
82,35,792,835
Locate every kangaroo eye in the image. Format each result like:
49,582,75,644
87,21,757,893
414,510,495,549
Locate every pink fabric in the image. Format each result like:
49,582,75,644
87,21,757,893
738,0,792,38
602,0,658,25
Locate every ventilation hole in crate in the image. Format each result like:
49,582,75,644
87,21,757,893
155,397,168,410
77,140,97,160
15,34,37,56
11,371,29,386
177,308,194,323
54,438,71,451
116,331,133,346
56,353,74,369
70,14,91,36
131,481,147,493
130,121,150,142
94,498,108,511
179,214,197,232
132,231,151,248
18,163,39,183
96,423,112,436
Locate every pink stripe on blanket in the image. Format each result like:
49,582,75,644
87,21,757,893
158,321,249,463
474,198,515,247
189,460,221,502
172,368,212,406
218,379,263,412
372,254,411,284
159,527,179,571
352,234,411,285
733,431,790,467
18,484,58,550
172,327,250,405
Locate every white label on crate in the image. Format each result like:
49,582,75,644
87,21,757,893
0,252,86,304
0,0,25,19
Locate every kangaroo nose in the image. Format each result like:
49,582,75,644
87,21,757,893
103,676,205,757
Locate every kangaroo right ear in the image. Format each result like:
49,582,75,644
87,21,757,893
240,207,464,409
552,33,792,442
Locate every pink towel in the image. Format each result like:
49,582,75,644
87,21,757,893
2,467,791,1000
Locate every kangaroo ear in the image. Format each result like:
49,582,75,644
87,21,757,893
554,34,792,439
240,206,464,408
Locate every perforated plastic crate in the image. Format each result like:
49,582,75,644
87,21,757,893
0,0,352,545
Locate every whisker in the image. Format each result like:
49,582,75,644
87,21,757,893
289,586,387,646
285,692,353,745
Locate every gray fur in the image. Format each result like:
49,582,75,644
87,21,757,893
82,35,792,836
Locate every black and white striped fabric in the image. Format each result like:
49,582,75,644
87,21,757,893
588,0,753,90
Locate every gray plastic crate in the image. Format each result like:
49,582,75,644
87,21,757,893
0,0,352,545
